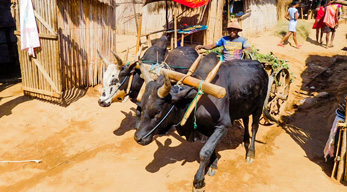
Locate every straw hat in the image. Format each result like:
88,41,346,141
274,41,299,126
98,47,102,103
226,21,242,31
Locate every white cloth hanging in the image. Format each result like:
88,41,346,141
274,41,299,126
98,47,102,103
20,0,40,57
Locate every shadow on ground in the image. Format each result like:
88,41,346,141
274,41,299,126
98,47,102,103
280,54,347,185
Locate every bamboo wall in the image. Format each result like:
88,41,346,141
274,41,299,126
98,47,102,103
57,0,117,88
235,0,278,36
204,0,224,45
16,0,62,101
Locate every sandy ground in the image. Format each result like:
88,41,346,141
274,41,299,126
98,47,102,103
1,20,347,192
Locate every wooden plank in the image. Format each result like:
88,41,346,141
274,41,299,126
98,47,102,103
34,10,57,36
22,86,61,98
14,30,58,39
32,58,60,93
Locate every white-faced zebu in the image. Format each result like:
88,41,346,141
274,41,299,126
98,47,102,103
98,36,169,107
134,54,269,190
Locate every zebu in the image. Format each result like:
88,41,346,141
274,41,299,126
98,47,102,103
134,55,269,189
98,36,199,128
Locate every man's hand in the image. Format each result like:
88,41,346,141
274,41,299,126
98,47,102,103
195,45,205,51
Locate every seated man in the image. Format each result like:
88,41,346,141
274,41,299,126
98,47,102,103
195,20,250,61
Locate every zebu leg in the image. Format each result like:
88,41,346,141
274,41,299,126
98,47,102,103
207,151,218,176
242,117,250,156
135,106,141,129
193,126,227,190
246,108,262,163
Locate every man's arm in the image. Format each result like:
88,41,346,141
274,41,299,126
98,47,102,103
195,43,217,51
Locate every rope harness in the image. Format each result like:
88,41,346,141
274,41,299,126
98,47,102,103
182,80,205,129
103,76,129,101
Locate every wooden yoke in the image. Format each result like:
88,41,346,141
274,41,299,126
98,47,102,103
180,60,223,126
135,63,226,99
177,54,203,85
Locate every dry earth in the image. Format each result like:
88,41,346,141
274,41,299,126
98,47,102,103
0,20,347,192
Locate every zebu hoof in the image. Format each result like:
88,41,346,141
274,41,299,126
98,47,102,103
193,179,205,191
246,149,255,164
207,158,218,176
192,186,205,192
207,166,217,176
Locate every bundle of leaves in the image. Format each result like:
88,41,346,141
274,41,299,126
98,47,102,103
245,46,290,73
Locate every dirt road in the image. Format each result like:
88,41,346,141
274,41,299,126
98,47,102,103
0,21,346,192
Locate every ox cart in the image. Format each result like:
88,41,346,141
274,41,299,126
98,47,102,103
244,50,291,124
98,45,291,190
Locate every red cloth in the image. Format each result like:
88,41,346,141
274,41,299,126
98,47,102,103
323,5,337,28
313,6,325,29
173,0,209,8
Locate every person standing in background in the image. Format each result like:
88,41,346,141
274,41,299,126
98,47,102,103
312,0,326,44
278,1,302,49
323,0,340,48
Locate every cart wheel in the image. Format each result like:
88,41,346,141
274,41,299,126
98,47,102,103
263,68,291,124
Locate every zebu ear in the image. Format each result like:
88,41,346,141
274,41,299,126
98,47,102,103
171,86,197,103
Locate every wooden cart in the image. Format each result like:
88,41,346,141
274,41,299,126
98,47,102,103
261,62,291,124
242,51,291,124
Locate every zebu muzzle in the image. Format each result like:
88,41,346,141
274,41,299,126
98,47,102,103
98,76,129,107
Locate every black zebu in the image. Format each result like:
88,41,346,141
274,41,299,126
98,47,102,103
98,36,198,128
134,55,269,189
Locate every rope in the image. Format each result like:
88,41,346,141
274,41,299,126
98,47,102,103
182,80,205,129
169,65,189,69
142,105,175,139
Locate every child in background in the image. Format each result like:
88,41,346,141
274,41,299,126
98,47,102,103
278,1,302,49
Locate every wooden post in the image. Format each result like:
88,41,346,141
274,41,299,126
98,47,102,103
133,0,139,32
180,60,223,126
136,14,142,53
227,0,230,21
337,128,346,181
345,97,347,181
174,6,178,48
181,34,185,47
332,128,342,179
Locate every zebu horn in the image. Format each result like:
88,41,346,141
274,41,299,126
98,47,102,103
157,72,171,98
139,63,153,84
97,50,113,66
111,50,124,68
